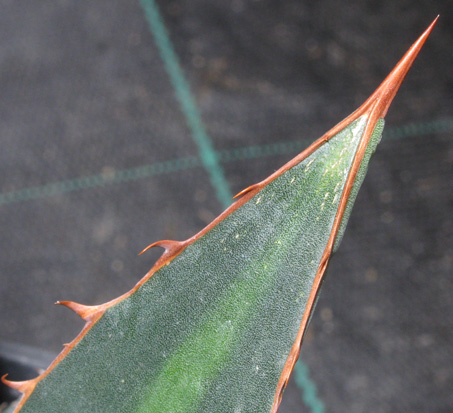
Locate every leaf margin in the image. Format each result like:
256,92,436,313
1,17,438,413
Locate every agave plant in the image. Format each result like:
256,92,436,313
2,18,437,413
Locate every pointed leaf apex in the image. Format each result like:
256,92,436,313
270,19,438,413
362,17,438,119
55,300,99,321
1,374,35,394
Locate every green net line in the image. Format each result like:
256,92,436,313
294,362,325,413
1,118,451,207
140,0,233,208
0,157,200,205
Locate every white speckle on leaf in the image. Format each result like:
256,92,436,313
235,234,240,239
255,196,262,204
324,192,330,199
304,158,315,172
332,193,339,204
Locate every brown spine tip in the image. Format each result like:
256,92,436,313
1,374,35,394
55,300,100,321
360,16,439,119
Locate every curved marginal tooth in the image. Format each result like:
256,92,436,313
55,300,99,321
139,239,183,255
233,183,260,199
1,374,35,393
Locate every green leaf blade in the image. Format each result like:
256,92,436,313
333,118,385,251
13,20,437,411
21,115,380,413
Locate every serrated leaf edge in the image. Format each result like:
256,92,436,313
2,17,437,413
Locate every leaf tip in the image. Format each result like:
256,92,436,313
364,17,438,119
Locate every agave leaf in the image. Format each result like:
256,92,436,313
3,19,437,413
